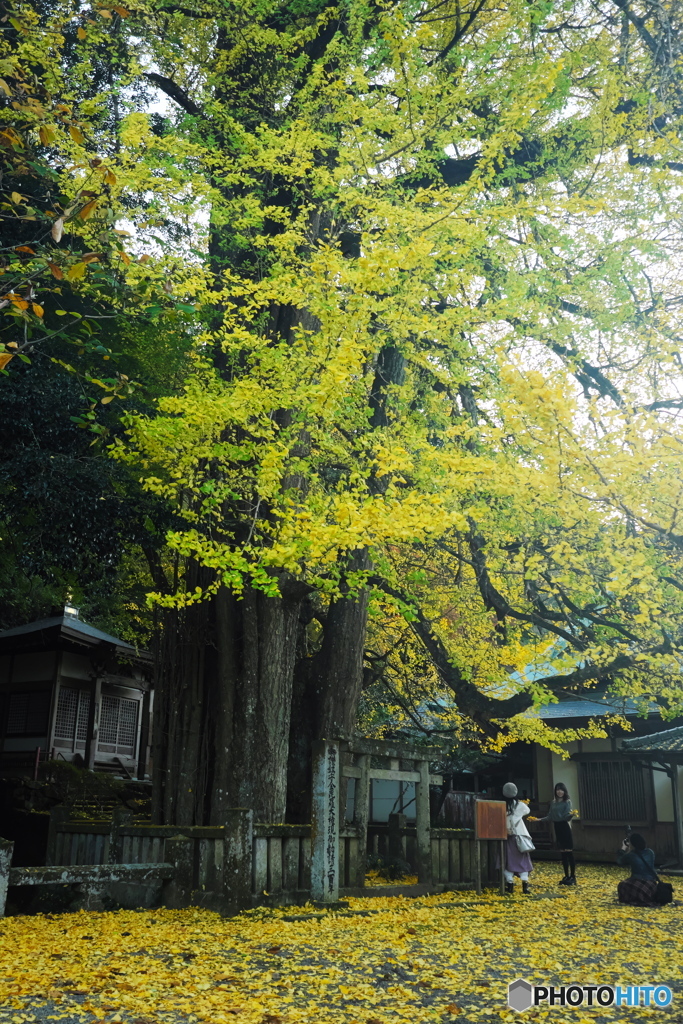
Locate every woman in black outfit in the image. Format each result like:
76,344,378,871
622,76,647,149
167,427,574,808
536,782,576,886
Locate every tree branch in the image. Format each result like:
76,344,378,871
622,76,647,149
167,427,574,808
144,73,203,117
154,4,216,16
546,339,625,406
465,532,588,650
628,150,683,173
426,0,487,66
370,577,667,737
643,399,683,412
609,0,662,63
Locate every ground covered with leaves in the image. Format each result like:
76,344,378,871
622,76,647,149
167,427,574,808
0,864,681,1024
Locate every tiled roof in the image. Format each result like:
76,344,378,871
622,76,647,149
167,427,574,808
0,614,140,653
536,696,654,720
621,725,683,753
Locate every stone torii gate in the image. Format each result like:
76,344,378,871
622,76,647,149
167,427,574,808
310,737,441,902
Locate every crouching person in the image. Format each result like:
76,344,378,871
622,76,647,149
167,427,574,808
617,833,658,905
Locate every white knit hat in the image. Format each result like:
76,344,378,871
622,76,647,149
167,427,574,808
502,782,518,798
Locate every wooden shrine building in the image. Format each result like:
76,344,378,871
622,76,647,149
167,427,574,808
0,604,152,779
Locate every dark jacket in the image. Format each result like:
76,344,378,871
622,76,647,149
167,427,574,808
617,847,656,879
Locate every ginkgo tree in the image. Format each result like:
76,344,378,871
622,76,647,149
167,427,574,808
7,0,683,825
0,0,203,406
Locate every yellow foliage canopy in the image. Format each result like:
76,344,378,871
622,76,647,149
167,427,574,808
9,0,683,746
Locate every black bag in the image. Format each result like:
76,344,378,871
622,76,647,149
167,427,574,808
654,881,674,905
635,850,673,905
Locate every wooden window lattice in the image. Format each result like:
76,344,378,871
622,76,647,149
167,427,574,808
118,698,138,747
76,690,91,742
578,760,648,822
55,688,90,743
55,688,78,740
100,694,138,750
100,695,120,744
54,689,137,752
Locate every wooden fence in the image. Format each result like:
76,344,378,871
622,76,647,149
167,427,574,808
0,835,176,917
42,807,498,908
26,738,504,913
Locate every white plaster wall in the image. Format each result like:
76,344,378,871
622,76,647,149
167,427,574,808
535,746,554,802
550,747,579,804
579,738,613,753
653,770,673,822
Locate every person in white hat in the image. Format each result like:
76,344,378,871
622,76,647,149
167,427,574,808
502,782,534,894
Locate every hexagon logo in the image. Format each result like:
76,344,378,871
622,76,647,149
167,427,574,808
508,978,534,1013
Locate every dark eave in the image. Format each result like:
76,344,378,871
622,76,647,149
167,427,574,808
0,615,151,663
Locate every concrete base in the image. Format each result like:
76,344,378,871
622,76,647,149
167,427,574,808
533,850,612,863
341,884,431,898
107,880,162,909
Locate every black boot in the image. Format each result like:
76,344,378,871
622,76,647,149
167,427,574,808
567,854,576,885
559,853,570,883
522,881,531,895
505,882,514,894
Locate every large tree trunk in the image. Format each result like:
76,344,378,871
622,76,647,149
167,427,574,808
152,572,307,825
287,549,370,821
152,563,213,826
229,579,305,821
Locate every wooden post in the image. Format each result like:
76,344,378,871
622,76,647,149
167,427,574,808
164,835,194,909
311,739,340,903
500,840,506,896
137,688,152,779
388,813,407,860
223,808,253,912
0,838,14,918
108,807,133,864
415,760,432,886
46,651,63,763
670,762,683,868
475,839,482,895
84,676,102,771
354,754,370,888
46,805,69,866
